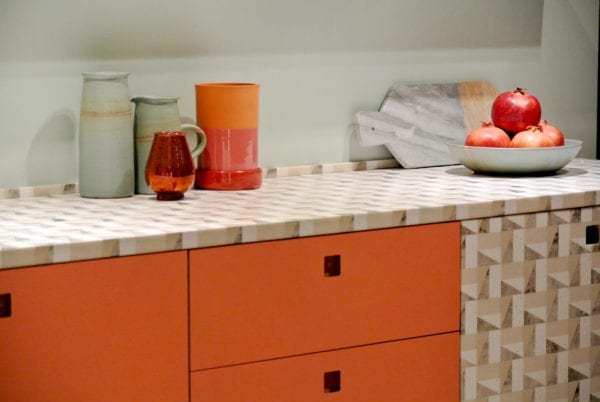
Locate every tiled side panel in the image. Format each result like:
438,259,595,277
461,206,600,402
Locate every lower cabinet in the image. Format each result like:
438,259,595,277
189,223,461,401
191,332,459,402
0,252,189,402
0,222,461,401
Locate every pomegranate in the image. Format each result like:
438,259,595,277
510,125,555,148
491,88,542,134
465,122,511,147
539,120,565,146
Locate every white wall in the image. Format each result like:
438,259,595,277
0,0,596,187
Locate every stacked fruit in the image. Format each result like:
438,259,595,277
464,88,564,148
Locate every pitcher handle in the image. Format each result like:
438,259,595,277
181,123,207,159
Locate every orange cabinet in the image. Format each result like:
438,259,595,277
189,222,460,401
191,332,459,402
0,222,460,401
0,252,189,402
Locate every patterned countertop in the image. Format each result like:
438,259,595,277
1,158,600,270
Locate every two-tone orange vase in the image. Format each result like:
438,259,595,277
194,83,262,190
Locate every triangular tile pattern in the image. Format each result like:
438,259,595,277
461,206,600,401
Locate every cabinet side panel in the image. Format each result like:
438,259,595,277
460,206,600,401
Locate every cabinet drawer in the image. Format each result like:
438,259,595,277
190,222,459,370
191,332,459,402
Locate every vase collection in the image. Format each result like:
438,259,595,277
78,73,260,200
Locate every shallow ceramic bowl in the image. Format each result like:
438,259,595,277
446,139,582,174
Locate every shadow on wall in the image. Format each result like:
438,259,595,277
26,110,77,186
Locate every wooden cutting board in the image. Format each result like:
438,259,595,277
355,81,498,168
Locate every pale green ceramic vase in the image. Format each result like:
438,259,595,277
79,72,134,198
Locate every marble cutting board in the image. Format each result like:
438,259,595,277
355,81,497,168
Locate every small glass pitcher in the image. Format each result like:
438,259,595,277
145,131,205,201
132,95,206,194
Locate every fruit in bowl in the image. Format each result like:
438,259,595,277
452,86,582,173
464,87,567,149
464,122,511,147
464,122,564,149
538,119,565,146
491,87,541,134
510,125,555,148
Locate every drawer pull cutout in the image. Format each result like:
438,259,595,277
0,293,11,318
586,225,599,244
324,370,341,393
324,255,341,277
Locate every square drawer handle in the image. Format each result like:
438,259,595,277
324,255,341,277
0,293,11,318
586,225,599,244
324,370,341,393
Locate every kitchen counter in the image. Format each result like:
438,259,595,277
1,158,599,270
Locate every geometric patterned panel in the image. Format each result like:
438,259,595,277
461,206,600,401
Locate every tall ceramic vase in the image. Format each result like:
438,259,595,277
194,82,262,190
79,72,134,198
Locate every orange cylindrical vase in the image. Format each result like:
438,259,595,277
194,83,262,190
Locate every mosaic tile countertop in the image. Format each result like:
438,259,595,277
1,158,599,270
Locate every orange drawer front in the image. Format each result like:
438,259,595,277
191,332,459,402
190,222,460,370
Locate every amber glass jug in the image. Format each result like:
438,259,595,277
145,131,205,200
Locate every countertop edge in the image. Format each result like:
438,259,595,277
2,192,599,271
1,159,599,270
